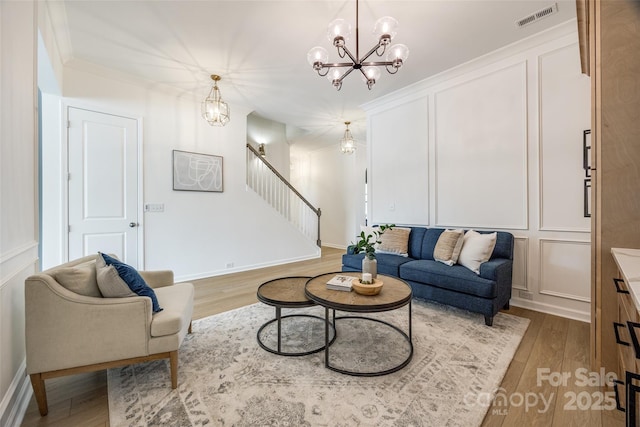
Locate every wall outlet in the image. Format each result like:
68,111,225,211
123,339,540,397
144,203,164,212
389,202,396,211
518,290,533,300
225,262,234,268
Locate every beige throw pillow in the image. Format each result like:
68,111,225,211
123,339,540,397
52,261,102,297
95,254,136,298
433,229,465,266
377,227,411,257
458,230,497,274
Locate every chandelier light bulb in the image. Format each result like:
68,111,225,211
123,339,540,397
373,16,398,45
361,67,381,89
307,46,329,69
327,18,352,45
387,44,410,68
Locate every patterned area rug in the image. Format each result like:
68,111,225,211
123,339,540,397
108,299,529,426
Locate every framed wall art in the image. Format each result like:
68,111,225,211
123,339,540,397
172,150,223,192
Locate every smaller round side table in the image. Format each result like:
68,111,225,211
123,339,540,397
256,276,336,356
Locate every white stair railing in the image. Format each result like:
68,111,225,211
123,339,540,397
246,144,321,247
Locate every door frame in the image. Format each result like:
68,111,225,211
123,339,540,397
61,102,145,268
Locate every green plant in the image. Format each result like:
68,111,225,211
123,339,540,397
352,224,395,260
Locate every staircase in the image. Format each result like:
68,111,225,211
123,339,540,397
246,144,321,247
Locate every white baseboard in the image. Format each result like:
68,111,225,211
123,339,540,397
0,359,33,427
175,251,322,283
321,243,347,250
510,297,590,323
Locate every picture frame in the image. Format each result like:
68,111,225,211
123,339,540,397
172,150,223,192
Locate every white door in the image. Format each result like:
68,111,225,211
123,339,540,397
68,107,140,267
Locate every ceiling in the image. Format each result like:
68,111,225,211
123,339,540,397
49,0,577,148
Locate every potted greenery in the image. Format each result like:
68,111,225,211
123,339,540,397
352,224,394,279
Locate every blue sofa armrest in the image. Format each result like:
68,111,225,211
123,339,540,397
479,258,512,282
346,245,357,255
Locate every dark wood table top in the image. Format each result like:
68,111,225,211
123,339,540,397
305,272,412,313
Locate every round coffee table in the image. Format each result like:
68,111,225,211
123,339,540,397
305,272,413,376
256,276,336,356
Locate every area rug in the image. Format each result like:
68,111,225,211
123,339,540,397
108,299,529,427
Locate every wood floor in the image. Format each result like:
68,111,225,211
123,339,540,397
20,247,624,427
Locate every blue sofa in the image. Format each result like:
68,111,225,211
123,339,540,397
342,227,514,326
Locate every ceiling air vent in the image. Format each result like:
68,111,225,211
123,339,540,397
516,3,558,28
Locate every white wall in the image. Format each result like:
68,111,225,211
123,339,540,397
246,112,290,180
290,142,366,249
39,65,319,281
363,21,591,322
0,1,38,426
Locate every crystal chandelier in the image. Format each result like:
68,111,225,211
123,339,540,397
201,74,230,126
307,0,409,91
340,122,356,154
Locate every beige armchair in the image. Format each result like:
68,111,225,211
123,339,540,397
25,254,194,416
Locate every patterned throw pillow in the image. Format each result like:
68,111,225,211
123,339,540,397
433,229,465,266
376,227,411,257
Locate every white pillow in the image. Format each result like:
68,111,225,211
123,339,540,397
458,230,497,274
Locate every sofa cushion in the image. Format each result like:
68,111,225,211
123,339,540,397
377,227,411,256
420,228,445,261
52,261,102,297
491,231,514,260
433,229,464,266
342,252,414,277
151,283,194,337
408,227,426,259
458,230,497,274
399,260,497,298
99,253,164,313
376,253,415,276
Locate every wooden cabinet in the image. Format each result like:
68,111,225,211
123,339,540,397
578,0,640,378
611,248,640,423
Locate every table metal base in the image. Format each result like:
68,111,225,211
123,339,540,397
324,302,413,376
257,308,336,357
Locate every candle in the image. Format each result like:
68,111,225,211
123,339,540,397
362,273,372,282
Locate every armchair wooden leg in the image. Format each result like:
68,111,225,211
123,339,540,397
188,321,192,334
30,373,48,416
170,351,178,389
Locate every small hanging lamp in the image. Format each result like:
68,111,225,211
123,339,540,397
201,74,230,127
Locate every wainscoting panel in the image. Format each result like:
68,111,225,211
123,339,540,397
0,242,37,427
512,237,529,290
369,98,429,226
539,238,590,302
433,62,528,229
538,43,591,232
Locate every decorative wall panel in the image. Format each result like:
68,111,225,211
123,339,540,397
434,62,528,229
539,43,591,232
370,98,429,225
539,239,590,302
512,237,529,290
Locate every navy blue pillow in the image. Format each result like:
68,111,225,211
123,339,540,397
100,253,163,313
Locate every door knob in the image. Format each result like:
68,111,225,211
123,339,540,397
129,222,138,228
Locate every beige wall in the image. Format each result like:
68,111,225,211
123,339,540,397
0,1,39,425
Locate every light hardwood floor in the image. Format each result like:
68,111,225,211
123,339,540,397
20,247,624,426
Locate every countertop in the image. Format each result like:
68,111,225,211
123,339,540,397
611,248,640,311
